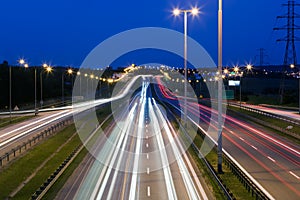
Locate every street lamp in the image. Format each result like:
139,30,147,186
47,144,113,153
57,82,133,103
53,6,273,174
77,71,81,96
217,0,223,173
290,64,300,114
40,63,52,108
22,61,38,115
173,6,199,126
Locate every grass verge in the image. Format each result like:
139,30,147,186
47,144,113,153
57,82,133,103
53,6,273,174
229,106,300,143
0,115,35,129
192,128,255,200
42,148,88,200
0,125,79,199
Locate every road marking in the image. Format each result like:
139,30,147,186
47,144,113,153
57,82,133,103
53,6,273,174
289,171,300,179
230,130,234,134
147,186,151,197
146,129,148,133
147,167,150,175
146,153,149,159
146,143,149,148
146,135,148,139
251,145,257,150
146,125,148,128
239,137,245,141
267,156,276,163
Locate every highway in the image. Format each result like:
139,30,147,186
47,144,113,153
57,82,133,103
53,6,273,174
57,78,210,200
156,79,300,200
2,73,299,199
0,75,142,155
236,103,300,121
0,110,72,154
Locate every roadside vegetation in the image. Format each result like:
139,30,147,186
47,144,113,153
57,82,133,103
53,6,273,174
0,115,35,129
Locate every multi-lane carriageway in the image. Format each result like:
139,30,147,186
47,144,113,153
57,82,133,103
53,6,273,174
1,75,299,199
69,78,209,199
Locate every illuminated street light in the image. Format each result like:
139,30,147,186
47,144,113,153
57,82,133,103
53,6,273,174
246,64,253,71
67,68,73,75
290,64,300,114
40,63,53,108
233,66,239,73
22,61,38,115
223,68,229,74
217,0,223,174
19,59,25,65
77,71,82,96
290,64,295,69
172,6,199,126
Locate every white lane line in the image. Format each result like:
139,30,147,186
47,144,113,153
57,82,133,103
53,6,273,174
146,129,148,133
146,135,149,139
147,186,151,197
239,137,245,141
0,111,72,148
251,145,258,150
229,130,234,134
147,167,150,174
267,156,276,163
188,118,275,200
146,143,149,148
95,105,137,200
150,100,177,200
289,171,300,180
146,153,149,159
0,110,70,139
129,83,147,200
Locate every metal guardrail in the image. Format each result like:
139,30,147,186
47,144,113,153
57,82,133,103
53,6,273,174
230,103,300,127
0,119,73,167
161,98,271,199
31,145,82,200
229,108,300,140
189,126,269,200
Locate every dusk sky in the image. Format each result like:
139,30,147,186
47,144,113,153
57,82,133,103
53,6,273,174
0,0,297,68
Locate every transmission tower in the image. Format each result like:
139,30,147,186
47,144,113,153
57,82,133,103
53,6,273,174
274,0,300,103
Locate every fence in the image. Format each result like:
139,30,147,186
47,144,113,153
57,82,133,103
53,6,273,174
0,119,73,167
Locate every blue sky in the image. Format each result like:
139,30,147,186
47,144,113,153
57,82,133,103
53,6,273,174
0,0,296,67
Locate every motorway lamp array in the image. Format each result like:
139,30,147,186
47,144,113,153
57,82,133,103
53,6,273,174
173,6,199,126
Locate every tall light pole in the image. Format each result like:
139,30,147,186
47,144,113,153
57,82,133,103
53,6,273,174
24,63,37,115
40,64,53,108
40,63,47,108
217,0,223,173
290,64,300,114
77,71,81,96
173,7,199,126
9,63,12,122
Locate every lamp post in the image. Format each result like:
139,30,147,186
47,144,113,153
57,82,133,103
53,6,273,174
40,64,53,108
217,0,223,173
24,63,38,115
40,63,49,108
77,71,81,96
173,7,199,126
9,63,12,122
290,64,300,114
